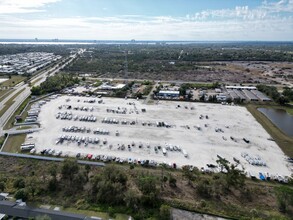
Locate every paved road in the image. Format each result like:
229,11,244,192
0,49,83,136
144,82,158,104
0,151,105,166
6,128,42,135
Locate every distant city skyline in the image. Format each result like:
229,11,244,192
0,0,292,41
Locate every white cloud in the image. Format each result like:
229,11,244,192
0,0,61,14
0,0,292,40
188,0,293,22
0,15,292,41
189,6,268,21
261,0,293,12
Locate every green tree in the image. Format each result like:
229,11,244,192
61,159,79,182
159,204,171,220
137,174,159,207
0,181,5,191
26,176,39,197
90,166,128,206
182,165,198,185
48,178,58,192
31,86,42,96
196,179,212,198
275,186,293,213
216,157,245,189
14,189,29,201
13,178,25,189
124,189,140,210
168,175,177,187
48,164,58,178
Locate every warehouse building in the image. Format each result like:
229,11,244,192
158,90,180,98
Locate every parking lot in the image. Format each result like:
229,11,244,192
26,95,292,176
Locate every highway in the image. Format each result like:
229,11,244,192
0,49,83,136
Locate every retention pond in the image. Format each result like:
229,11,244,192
258,108,293,137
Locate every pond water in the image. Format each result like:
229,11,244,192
258,108,293,137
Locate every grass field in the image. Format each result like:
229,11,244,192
0,75,26,87
0,89,13,101
3,96,31,130
247,104,293,158
0,136,5,150
1,134,27,153
16,126,32,130
0,88,25,117
30,77,43,87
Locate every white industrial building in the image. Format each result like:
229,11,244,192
158,90,180,98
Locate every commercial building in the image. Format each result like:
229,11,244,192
158,90,180,98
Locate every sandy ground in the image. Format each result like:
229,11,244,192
27,95,292,177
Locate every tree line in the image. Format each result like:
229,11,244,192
257,85,293,105
31,73,79,95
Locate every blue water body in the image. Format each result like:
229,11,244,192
258,108,293,137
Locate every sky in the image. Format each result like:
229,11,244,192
0,0,292,41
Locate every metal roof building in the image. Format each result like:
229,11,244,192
233,89,247,100
225,86,257,90
251,90,271,101
242,90,259,101
158,90,180,97
227,89,239,100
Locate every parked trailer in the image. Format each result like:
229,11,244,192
182,149,188,157
25,118,37,122
20,144,35,151
28,113,39,117
162,147,167,155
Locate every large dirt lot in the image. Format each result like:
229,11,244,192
27,95,292,177
101,61,293,87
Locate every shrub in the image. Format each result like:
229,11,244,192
159,204,171,220
0,182,5,191
275,186,293,213
15,189,29,201
196,179,212,198
169,175,177,187
13,178,25,189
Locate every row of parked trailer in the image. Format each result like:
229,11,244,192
106,107,127,114
25,95,61,123
25,146,291,183
102,117,174,129
59,105,95,112
241,152,267,166
20,143,35,151
56,135,105,146
56,111,97,122
25,103,42,123
249,171,290,183
62,126,91,133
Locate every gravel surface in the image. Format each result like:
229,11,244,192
27,95,292,176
